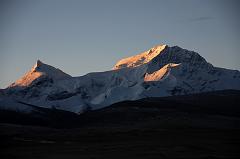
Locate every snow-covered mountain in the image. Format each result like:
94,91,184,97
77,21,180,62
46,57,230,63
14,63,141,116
1,44,240,113
9,60,71,88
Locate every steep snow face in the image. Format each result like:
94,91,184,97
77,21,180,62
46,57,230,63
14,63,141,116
113,45,166,70
144,63,181,82
146,46,212,74
9,60,71,88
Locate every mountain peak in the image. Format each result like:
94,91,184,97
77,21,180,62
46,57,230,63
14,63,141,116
113,44,167,70
9,60,71,88
113,44,212,72
32,59,44,71
35,59,43,66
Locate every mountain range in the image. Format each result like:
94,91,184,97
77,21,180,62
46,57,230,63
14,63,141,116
1,44,240,113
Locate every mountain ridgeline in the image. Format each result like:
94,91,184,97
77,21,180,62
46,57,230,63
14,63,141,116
1,44,240,113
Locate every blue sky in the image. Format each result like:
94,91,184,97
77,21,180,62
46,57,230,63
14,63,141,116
0,0,239,88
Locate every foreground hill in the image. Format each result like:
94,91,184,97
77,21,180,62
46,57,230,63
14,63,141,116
0,90,240,159
1,90,240,128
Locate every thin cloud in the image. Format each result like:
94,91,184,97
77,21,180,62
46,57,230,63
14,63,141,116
188,16,215,22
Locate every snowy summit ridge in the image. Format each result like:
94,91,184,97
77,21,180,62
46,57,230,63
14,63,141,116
113,44,167,70
1,44,240,113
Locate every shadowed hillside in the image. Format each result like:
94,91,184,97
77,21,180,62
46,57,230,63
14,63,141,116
0,90,240,158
